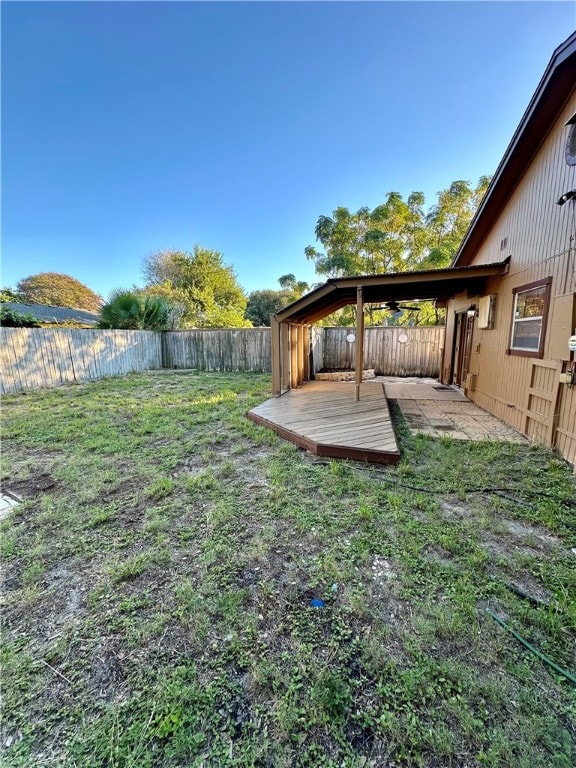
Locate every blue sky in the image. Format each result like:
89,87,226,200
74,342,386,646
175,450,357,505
2,1,575,301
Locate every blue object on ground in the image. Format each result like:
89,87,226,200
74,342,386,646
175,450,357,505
310,598,325,608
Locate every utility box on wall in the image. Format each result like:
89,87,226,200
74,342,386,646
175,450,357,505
548,293,576,360
478,295,495,329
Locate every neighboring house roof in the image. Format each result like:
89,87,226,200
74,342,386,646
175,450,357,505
274,260,509,325
452,31,576,267
1,302,100,326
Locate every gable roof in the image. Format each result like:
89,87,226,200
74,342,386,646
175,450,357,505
1,302,100,326
275,260,509,325
452,31,576,267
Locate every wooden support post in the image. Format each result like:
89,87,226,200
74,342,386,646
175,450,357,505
297,325,306,386
271,316,281,396
281,322,291,391
303,326,310,382
290,324,299,390
355,286,364,401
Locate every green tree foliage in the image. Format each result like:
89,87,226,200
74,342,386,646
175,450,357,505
304,178,489,326
421,177,491,268
245,275,311,326
16,272,103,312
142,247,249,328
0,307,41,328
305,178,490,278
98,292,172,331
277,273,310,298
245,289,292,326
0,288,20,302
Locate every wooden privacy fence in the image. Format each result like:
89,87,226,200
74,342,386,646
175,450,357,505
1,325,443,393
321,326,443,377
0,329,162,394
164,329,270,372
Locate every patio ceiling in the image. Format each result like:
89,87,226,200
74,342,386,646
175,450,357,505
274,259,510,325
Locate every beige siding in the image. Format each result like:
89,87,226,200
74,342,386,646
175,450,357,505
468,95,576,272
445,91,576,465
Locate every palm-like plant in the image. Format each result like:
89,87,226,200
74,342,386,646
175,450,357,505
98,292,171,330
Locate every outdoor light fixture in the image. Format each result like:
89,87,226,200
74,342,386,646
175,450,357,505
467,305,477,318
556,189,576,206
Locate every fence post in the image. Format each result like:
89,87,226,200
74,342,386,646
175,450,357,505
161,331,169,369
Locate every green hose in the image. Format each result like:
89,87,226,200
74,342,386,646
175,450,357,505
487,609,576,686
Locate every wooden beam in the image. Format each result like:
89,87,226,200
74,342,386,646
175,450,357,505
355,286,364,401
281,322,291,391
297,326,306,386
303,326,310,382
290,324,298,390
271,316,281,396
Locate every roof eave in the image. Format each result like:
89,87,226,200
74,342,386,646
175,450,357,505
452,32,576,268
274,260,509,325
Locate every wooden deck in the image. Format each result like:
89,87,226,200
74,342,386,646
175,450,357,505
247,381,400,464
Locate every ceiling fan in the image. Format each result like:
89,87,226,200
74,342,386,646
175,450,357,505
369,300,422,312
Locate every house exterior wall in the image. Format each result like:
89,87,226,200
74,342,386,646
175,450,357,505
443,92,576,465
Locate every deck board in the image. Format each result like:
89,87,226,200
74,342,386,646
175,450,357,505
247,381,400,464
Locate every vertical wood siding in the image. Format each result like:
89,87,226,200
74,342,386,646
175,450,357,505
163,329,271,372
322,327,443,376
445,92,576,466
0,329,162,394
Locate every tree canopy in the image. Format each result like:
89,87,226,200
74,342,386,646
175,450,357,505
142,247,250,328
98,292,172,331
305,178,490,279
245,290,292,326
16,272,103,312
245,275,311,326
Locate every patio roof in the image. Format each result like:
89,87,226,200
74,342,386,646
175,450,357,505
274,259,510,325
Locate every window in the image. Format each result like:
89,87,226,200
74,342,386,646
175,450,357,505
566,120,576,166
508,277,551,357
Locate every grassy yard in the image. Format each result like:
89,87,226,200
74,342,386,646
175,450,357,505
1,370,575,768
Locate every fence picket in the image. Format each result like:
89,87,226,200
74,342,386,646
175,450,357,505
0,326,443,393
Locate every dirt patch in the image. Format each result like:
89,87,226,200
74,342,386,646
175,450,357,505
90,645,126,701
423,545,456,568
502,519,563,550
5,472,57,499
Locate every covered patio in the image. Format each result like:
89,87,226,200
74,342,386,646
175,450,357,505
249,261,510,463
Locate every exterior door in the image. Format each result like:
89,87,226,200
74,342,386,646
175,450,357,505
453,311,475,387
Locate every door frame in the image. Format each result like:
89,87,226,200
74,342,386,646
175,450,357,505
451,310,475,387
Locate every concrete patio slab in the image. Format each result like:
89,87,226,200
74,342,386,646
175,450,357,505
0,491,21,521
382,377,526,443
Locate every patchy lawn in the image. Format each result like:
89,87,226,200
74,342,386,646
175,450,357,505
1,370,575,768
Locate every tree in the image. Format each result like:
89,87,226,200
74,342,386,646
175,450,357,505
0,288,20,302
142,247,250,328
245,289,292,326
278,274,310,298
421,177,491,268
0,307,41,327
98,292,172,330
245,275,311,326
16,272,103,312
305,178,490,279
305,192,427,279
